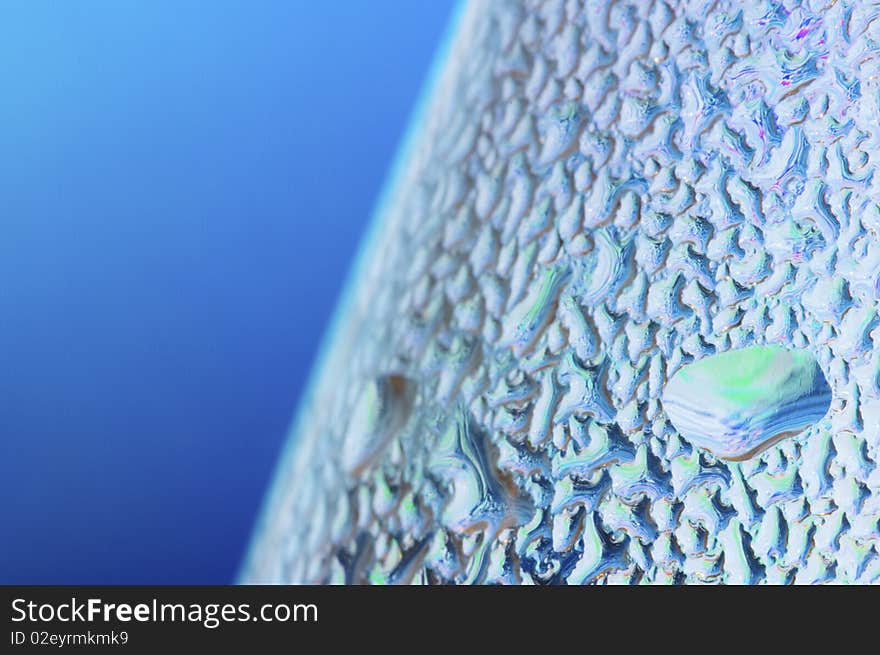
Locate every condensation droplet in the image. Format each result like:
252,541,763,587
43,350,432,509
341,374,414,475
662,346,832,460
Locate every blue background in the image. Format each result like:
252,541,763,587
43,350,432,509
0,0,455,584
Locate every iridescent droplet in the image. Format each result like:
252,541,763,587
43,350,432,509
661,345,832,461
341,374,414,475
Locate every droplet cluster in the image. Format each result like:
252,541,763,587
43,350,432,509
244,0,880,585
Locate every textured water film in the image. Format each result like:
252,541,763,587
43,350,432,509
244,0,880,584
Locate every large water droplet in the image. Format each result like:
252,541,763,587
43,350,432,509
661,345,832,461
341,374,414,475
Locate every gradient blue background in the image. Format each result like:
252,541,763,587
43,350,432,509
0,0,455,584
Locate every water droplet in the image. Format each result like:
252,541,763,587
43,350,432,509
661,346,832,460
341,375,414,475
